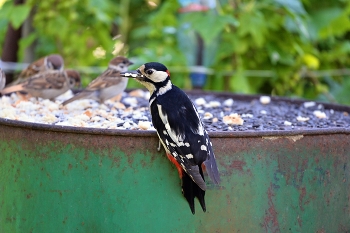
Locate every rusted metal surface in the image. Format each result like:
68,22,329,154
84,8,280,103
1,92,350,232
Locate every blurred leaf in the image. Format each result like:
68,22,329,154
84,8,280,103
0,1,31,29
237,10,267,47
309,8,342,31
179,12,238,45
0,0,349,101
284,15,311,41
229,71,251,93
319,13,350,38
274,0,306,14
18,33,37,60
308,7,350,39
324,76,350,105
212,74,225,91
0,1,13,19
9,4,31,29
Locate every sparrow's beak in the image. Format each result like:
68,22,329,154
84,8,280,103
120,70,144,79
76,80,82,88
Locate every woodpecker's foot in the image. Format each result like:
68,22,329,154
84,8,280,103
157,140,161,151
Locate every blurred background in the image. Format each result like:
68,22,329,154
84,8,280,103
0,0,350,104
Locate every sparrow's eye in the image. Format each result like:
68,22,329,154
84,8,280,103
146,70,153,75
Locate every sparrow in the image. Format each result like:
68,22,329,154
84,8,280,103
62,56,133,106
19,54,64,78
65,69,81,89
0,69,80,100
0,69,6,91
9,54,64,86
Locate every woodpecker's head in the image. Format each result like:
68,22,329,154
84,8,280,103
121,62,171,95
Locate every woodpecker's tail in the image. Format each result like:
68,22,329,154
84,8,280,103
203,144,221,185
182,166,206,214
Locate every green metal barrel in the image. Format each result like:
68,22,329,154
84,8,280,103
1,95,350,232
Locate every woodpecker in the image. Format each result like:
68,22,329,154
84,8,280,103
121,62,220,214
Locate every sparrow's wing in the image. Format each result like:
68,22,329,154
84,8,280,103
24,71,67,90
18,57,46,79
86,69,123,91
62,68,123,106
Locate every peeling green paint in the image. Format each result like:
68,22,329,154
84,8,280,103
1,123,350,232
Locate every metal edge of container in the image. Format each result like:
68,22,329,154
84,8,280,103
0,90,349,138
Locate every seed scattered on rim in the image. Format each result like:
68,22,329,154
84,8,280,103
260,96,271,105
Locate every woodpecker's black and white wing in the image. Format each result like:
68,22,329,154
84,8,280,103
150,86,220,190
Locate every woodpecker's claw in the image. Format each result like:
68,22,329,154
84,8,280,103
157,140,161,151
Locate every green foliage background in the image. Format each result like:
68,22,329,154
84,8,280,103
0,0,350,104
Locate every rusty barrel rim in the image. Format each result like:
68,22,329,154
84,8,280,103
1,91,349,138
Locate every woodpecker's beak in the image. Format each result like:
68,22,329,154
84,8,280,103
120,70,144,79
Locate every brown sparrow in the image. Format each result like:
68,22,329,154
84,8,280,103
0,69,6,91
62,56,133,105
19,54,64,78
8,54,64,86
0,69,80,100
65,69,81,89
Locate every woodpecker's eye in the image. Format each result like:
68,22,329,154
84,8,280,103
146,70,153,75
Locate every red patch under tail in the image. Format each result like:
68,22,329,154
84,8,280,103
166,153,183,178
166,153,206,214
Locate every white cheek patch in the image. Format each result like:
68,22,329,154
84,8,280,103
152,71,168,82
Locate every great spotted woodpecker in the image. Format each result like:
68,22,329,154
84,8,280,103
121,62,220,214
